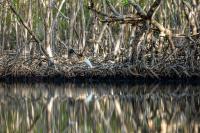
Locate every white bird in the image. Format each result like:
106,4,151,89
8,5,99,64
69,48,93,68
84,58,93,68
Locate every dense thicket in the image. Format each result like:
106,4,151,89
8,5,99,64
0,0,199,78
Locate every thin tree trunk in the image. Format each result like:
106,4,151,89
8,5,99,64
80,0,86,51
1,5,8,54
43,0,54,65
28,0,35,62
69,1,80,56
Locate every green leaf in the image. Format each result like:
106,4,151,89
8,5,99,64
122,0,129,6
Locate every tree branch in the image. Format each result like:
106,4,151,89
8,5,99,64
147,0,162,19
7,0,50,58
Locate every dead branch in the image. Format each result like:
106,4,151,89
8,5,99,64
7,0,51,60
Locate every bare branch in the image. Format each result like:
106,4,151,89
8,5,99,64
105,0,123,17
128,1,147,19
7,1,51,59
147,0,162,19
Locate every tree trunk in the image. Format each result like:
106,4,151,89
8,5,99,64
43,0,54,66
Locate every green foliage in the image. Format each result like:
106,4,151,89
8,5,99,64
121,0,129,6
138,0,146,8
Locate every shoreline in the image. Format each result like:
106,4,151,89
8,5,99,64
1,58,200,84
1,73,200,85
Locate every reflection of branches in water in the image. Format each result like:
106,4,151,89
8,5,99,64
0,83,200,132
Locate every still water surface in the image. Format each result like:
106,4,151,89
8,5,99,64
0,83,200,133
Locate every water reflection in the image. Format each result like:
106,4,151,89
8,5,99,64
0,83,200,133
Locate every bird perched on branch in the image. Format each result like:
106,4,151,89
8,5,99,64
68,48,93,68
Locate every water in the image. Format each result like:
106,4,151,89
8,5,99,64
0,83,200,133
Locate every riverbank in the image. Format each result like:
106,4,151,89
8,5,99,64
1,56,200,84
1,49,200,84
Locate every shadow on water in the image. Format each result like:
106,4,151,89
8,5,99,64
0,83,200,133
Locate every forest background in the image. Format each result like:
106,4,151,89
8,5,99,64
0,0,199,79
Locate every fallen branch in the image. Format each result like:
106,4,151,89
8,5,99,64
7,0,51,60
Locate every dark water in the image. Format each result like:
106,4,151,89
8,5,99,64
0,83,200,133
